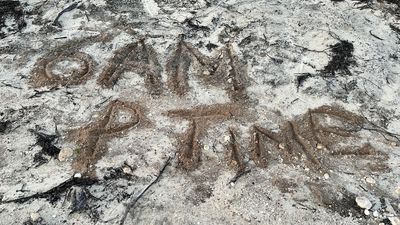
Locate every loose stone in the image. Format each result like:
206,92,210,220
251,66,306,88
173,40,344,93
223,135,230,143
30,212,40,222
355,196,372,209
58,148,73,162
122,167,132,174
365,177,376,184
388,217,400,225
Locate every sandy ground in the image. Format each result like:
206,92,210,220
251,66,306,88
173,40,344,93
0,0,400,224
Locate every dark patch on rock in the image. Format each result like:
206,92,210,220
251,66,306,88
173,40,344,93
29,128,60,167
103,165,137,181
29,129,60,157
1,176,98,204
321,40,356,77
105,0,145,16
0,121,11,133
33,152,49,167
309,183,362,218
205,42,219,51
187,184,213,205
0,1,26,39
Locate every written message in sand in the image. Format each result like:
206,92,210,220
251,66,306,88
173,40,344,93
29,37,395,178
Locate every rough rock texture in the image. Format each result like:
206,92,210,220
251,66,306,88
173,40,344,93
0,0,399,224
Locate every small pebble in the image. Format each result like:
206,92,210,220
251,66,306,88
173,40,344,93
58,148,73,162
395,186,400,195
30,212,40,222
224,135,230,143
365,177,376,184
316,143,324,150
74,173,82,178
389,217,400,225
122,167,132,174
204,145,210,151
364,209,370,216
323,173,330,180
372,211,379,217
373,10,383,17
203,70,210,75
278,143,285,150
355,196,372,209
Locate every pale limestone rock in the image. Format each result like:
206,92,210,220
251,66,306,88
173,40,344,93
355,196,372,209
58,148,73,162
